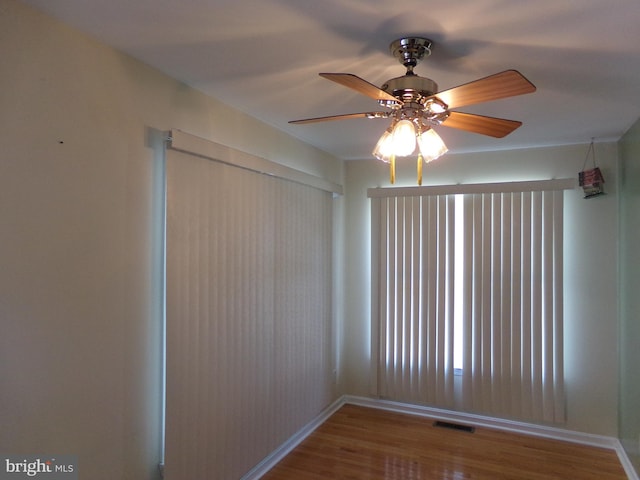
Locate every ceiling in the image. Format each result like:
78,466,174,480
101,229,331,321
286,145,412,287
22,0,640,160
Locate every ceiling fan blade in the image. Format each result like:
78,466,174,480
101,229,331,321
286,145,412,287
289,111,391,125
319,73,398,103
442,111,522,138
436,70,536,109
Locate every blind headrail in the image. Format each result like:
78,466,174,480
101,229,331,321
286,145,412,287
168,129,343,195
368,178,575,198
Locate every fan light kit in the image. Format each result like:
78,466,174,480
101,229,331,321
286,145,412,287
290,37,536,184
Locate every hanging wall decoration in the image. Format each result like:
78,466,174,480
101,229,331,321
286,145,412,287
579,139,605,198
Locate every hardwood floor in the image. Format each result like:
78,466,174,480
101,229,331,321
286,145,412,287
262,404,627,479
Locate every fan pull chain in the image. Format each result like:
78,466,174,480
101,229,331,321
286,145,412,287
390,154,396,184
417,154,423,185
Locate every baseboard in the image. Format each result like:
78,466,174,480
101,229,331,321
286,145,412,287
346,395,615,447
620,439,640,480
240,396,346,480
243,394,639,480
620,453,640,480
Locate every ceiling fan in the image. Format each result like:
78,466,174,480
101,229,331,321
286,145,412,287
289,37,536,183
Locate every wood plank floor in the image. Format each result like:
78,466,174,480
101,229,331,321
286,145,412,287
262,404,627,479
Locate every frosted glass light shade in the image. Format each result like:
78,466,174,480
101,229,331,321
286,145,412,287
391,119,416,157
372,130,394,163
417,128,448,162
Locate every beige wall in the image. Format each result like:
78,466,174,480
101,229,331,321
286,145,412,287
0,1,342,479
619,117,640,466
342,142,621,436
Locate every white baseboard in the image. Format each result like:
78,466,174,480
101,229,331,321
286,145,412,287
244,394,639,480
241,396,347,480
346,395,616,448
621,439,640,480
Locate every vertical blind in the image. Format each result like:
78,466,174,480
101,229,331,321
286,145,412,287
370,181,570,424
165,141,335,479
371,194,456,408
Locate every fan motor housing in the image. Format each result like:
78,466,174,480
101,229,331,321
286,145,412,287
390,37,432,69
380,75,439,107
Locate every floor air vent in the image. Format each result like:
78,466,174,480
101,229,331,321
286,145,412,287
433,420,475,433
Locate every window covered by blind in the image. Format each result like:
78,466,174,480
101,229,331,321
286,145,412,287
370,181,569,424
371,194,456,408
165,141,335,479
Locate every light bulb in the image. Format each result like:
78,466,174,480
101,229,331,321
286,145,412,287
391,119,416,157
417,128,448,162
426,98,447,114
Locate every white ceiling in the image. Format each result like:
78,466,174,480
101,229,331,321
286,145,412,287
22,0,640,159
